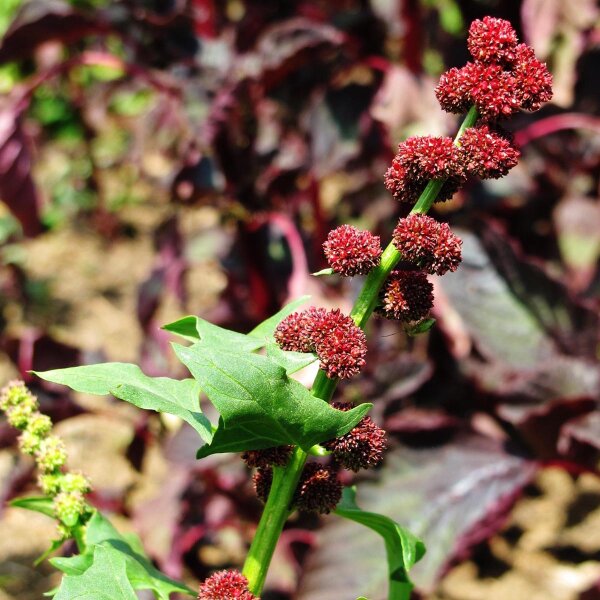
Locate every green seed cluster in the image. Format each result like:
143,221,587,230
1,380,92,535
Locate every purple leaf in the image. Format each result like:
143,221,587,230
0,100,43,236
558,410,600,468
0,0,107,64
297,434,536,598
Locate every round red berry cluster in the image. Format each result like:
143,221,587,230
323,224,382,276
274,307,367,380
436,16,553,119
198,569,257,600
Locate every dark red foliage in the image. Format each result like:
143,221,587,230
392,214,462,276
378,270,434,322
198,569,258,600
323,225,382,277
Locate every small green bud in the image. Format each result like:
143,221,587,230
53,491,86,527
36,436,67,473
61,472,91,495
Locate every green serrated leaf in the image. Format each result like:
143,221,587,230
335,487,425,600
265,339,317,374
248,296,311,339
54,545,137,600
10,496,55,518
312,268,335,277
52,511,194,599
34,364,212,443
172,342,370,458
163,315,264,352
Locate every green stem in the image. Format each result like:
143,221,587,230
242,105,478,597
242,448,307,593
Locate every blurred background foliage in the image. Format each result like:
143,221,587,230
0,1,599,599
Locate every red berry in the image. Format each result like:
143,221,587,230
241,446,292,469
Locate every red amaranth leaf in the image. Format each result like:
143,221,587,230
297,434,536,598
0,102,42,237
0,0,107,64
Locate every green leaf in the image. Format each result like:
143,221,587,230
265,339,317,374
52,511,194,599
172,342,370,458
312,268,334,277
53,545,138,600
34,364,212,443
163,316,264,352
161,315,201,341
10,496,55,518
406,318,436,337
248,296,310,339
335,487,425,600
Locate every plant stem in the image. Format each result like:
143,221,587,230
242,105,478,597
242,447,307,593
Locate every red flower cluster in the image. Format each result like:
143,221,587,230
253,462,342,514
392,214,462,276
378,270,433,322
458,125,520,179
274,308,367,379
384,136,465,204
198,570,257,600
323,225,382,276
467,16,518,63
436,17,552,120
323,402,387,472
241,445,292,469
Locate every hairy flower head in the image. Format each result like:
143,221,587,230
323,225,382,276
378,270,434,322
323,402,387,472
275,308,367,380
294,462,342,514
392,214,462,276
198,569,258,600
241,446,292,469
467,17,518,64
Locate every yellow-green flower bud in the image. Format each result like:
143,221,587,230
36,436,67,472
38,472,64,496
0,380,38,412
26,413,52,438
53,491,86,527
61,472,91,495
5,403,36,429
19,430,43,455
